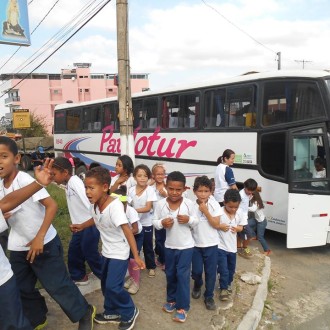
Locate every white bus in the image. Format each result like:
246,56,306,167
54,70,330,248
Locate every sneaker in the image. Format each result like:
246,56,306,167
173,309,187,323
78,304,96,330
124,277,133,289
148,269,156,278
264,250,271,256
219,289,230,301
118,307,139,330
34,319,48,330
191,286,201,299
204,297,216,310
127,281,139,295
162,302,176,313
239,247,253,259
227,284,233,295
74,274,90,286
94,312,121,324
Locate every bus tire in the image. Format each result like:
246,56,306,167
75,165,87,181
21,155,32,171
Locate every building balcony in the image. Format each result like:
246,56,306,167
5,96,20,104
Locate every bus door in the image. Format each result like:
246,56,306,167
287,125,330,248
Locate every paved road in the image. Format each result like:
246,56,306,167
258,230,330,330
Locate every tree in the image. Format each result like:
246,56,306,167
22,113,49,137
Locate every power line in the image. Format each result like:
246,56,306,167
1,0,112,99
295,59,312,69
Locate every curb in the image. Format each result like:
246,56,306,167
237,256,271,330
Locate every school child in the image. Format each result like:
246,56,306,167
71,166,145,330
217,189,245,301
52,156,103,284
311,157,326,188
237,178,258,258
110,155,135,194
153,171,199,323
150,162,167,269
0,158,54,330
0,137,95,330
191,176,222,310
248,191,271,256
214,149,238,206
111,186,144,295
128,164,157,277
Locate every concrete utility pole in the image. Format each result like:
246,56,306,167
116,0,135,162
277,52,281,70
295,59,312,69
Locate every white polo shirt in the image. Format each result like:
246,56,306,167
126,204,142,234
0,212,13,286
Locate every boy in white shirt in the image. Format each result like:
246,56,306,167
0,137,95,330
153,171,199,323
217,189,245,301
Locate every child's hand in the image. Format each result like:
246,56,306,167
34,158,54,186
230,226,238,233
134,256,146,270
3,212,12,220
158,188,167,198
117,174,128,184
70,224,85,233
198,202,208,214
161,217,174,228
26,235,44,263
219,223,230,232
177,214,189,224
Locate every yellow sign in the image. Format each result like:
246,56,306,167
13,109,31,129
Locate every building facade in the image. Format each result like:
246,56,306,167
0,63,149,134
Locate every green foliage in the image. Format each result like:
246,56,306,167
23,113,49,137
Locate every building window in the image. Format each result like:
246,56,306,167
85,89,90,92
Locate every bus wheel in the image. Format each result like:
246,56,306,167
75,166,87,181
21,155,32,171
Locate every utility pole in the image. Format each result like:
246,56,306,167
295,59,312,69
277,52,281,70
116,0,135,162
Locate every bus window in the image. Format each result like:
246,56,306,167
263,81,325,126
144,97,158,128
178,93,199,128
66,108,81,132
103,103,118,130
132,99,145,129
204,89,226,128
227,86,255,128
54,110,66,132
82,106,102,132
161,95,179,129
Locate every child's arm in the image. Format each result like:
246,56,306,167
131,222,139,235
26,196,58,263
134,201,153,213
70,218,95,232
121,223,145,269
198,202,221,229
109,174,128,193
231,225,243,233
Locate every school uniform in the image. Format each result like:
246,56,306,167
214,163,236,203
128,186,157,270
65,175,103,280
238,189,254,240
126,204,144,256
0,212,32,330
192,198,222,299
92,198,136,322
217,208,247,290
153,198,198,311
0,171,89,328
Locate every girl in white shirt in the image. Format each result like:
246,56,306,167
110,155,135,194
128,164,157,277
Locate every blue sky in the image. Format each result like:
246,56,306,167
1,0,330,114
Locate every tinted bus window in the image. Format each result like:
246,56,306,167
66,108,81,132
204,89,225,128
82,105,102,132
133,97,159,129
103,103,119,130
263,81,325,126
54,110,66,132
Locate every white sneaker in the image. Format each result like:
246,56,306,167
128,281,139,294
124,277,133,289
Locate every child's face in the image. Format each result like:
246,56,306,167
315,163,324,171
224,154,235,166
134,169,149,187
224,200,240,216
152,166,165,184
0,144,20,179
244,188,254,197
194,185,211,203
84,177,109,204
166,180,185,202
115,159,125,175
51,168,68,185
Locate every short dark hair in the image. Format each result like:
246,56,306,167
0,136,18,155
89,162,101,170
224,189,241,203
243,178,258,191
166,171,186,185
86,166,111,185
118,155,134,175
133,164,151,179
53,157,73,174
193,176,212,191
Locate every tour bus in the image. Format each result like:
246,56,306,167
54,70,330,248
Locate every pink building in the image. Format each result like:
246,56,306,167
1,63,149,134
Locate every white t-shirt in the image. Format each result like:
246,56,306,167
0,171,57,251
66,175,92,224
128,186,157,227
239,189,251,216
150,183,167,210
192,197,222,247
311,169,326,187
218,208,246,253
248,201,265,222
111,174,136,191
0,212,13,286
126,204,142,234
92,198,129,260
214,163,236,203
153,197,199,250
